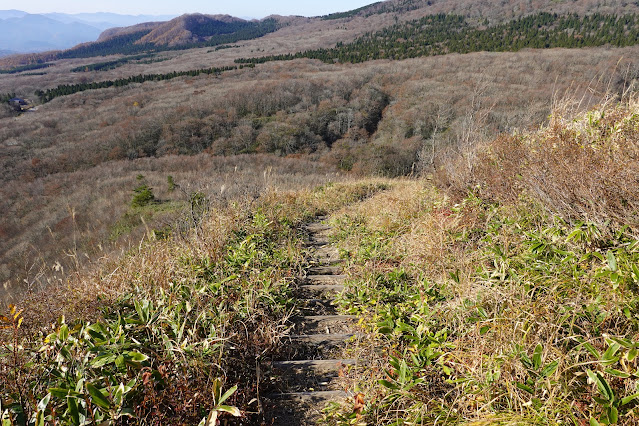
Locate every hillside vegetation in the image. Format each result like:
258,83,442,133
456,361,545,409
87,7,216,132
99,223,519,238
1,47,627,297
237,12,639,64
5,96,639,424
0,180,390,424
319,96,639,424
6,0,639,423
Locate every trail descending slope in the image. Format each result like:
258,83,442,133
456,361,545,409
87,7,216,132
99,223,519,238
266,217,359,424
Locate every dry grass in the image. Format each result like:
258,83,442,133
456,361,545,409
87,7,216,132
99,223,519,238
320,96,639,424
0,179,391,424
323,182,632,423
1,46,630,299
437,93,639,230
0,154,342,302
8,178,389,330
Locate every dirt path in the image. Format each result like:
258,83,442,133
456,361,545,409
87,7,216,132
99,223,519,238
265,216,358,425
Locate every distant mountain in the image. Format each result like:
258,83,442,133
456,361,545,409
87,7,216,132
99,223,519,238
0,50,17,58
133,14,257,46
42,12,177,31
0,14,102,52
0,9,28,19
0,10,177,54
53,14,278,58
97,22,165,42
0,12,280,66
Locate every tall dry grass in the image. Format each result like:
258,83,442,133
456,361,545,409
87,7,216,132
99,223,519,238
436,92,639,230
325,176,639,423
0,154,342,303
1,179,392,424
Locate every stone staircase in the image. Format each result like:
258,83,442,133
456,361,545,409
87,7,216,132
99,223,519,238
265,217,358,425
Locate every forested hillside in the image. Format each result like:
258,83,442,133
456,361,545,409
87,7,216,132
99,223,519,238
0,16,278,67
5,1,639,423
3,0,639,309
237,12,639,64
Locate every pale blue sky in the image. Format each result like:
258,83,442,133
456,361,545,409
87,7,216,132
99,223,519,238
5,0,378,19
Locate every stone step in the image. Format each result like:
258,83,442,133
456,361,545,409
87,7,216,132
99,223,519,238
304,236,331,246
273,359,357,371
266,391,346,426
305,223,331,233
267,392,349,424
297,299,338,316
280,330,359,360
297,284,344,299
313,246,340,261
303,314,356,323
308,265,343,275
307,243,330,250
269,367,345,394
304,274,346,284
270,359,356,393
271,390,351,402
299,284,345,291
288,333,358,344
293,315,355,335
305,241,329,248
314,246,339,254
310,258,343,267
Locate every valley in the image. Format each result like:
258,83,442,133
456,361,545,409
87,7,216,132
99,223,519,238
3,0,639,423
0,42,629,301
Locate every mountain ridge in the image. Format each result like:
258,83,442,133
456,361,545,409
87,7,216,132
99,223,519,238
0,14,102,52
101,14,256,46
5,0,639,63
0,10,177,54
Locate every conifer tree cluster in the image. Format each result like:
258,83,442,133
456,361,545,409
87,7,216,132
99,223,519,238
0,63,52,74
70,54,158,73
237,12,639,65
35,65,253,103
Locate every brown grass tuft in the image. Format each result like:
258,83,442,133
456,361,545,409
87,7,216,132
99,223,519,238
436,94,639,229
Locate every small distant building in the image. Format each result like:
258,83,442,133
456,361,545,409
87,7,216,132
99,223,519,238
8,97,32,111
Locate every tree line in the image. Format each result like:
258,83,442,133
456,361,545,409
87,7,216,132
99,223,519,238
236,12,639,65
321,2,383,20
54,19,278,60
35,64,254,103
59,30,156,59
188,18,258,37
70,54,162,73
321,0,423,20
0,62,53,74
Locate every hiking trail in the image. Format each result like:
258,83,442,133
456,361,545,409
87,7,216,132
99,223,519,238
265,216,359,425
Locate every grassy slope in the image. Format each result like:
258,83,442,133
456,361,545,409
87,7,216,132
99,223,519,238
4,97,639,424
319,98,639,424
0,180,390,424
0,45,629,297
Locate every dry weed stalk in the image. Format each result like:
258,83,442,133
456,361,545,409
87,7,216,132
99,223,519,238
438,91,639,231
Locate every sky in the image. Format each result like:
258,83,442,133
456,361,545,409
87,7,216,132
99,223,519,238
1,0,378,19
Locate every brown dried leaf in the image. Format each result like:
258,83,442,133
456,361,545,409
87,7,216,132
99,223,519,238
353,392,365,414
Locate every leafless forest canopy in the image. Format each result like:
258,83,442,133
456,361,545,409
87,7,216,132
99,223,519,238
7,3,639,425
2,0,639,300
